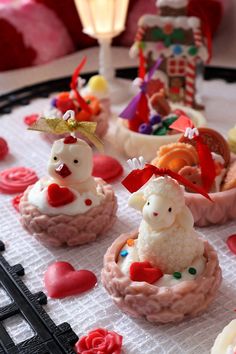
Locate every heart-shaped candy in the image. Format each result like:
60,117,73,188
44,261,97,298
47,183,74,207
130,261,163,284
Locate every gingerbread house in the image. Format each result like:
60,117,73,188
130,0,209,108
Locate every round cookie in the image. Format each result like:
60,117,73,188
0,167,38,194
92,155,123,183
179,127,230,167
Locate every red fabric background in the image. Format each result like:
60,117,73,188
0,0,224,71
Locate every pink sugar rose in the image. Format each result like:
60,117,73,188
75,328,123,354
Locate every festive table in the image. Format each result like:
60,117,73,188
0,47,236,354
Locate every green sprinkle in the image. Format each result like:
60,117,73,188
163,116,178,128
173,272,182,279
188,267,197,275
153,126,167,136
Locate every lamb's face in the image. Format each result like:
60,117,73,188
142,193,177,230
48,138,93,184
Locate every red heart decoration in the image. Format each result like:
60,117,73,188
44,261,97,299
227,234,236,255
130,261,163,284
47,183,74,207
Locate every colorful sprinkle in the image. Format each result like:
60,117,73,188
85,199,92,206
173,272,182,279
173,45,182,55
51,98,58,107
188,46,198,56
153,126,167,136
138,123,152,135
127,239,134,247
120,250,128,257
163,23,173,35
226,234,236,255
188,267,197,275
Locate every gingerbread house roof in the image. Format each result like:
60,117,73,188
138,15,200,31
130,13,208,62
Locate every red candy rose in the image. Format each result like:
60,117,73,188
76,328,123,354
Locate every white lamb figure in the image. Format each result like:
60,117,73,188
129,176,204,274
48,136,97,195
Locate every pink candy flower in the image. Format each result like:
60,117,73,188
75,328,123,354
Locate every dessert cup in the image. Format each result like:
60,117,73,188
114,104,206,161
20,178,117,247
184,155,236,226
102,231,222,323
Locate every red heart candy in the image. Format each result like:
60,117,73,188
130,261,163,284
227,234,236,255
24,114,39,126
47,183,74,207
44,261,97,298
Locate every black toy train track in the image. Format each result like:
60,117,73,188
0,241,78,354
0,65,235,115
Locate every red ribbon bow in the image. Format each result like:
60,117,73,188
122,164,211,201
70,57,92,115
170,116,216,192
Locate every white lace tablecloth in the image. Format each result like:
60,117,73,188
0,63,236,354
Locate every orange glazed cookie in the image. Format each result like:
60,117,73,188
152,142,198,173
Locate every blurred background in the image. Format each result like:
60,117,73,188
0,0,234,72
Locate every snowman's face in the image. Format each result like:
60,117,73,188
48,138,93,184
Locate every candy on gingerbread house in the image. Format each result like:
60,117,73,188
19,112,117,247
130,0,209,108
102,160,221,323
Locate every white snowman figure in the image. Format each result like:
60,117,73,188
48,135,97,195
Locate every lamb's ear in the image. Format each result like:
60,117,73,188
128,192,146,211
176,205,194,231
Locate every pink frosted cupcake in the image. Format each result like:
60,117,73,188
20,119,117,247
102,163,221,323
